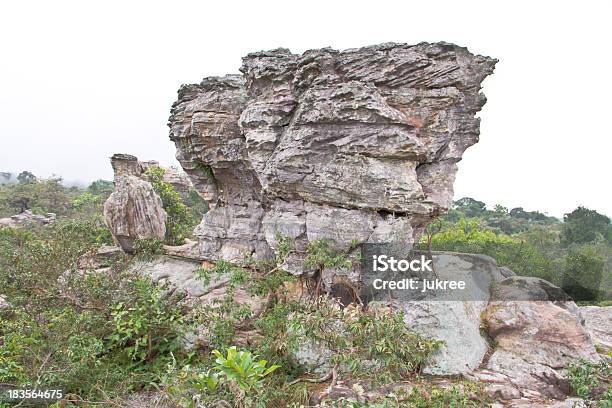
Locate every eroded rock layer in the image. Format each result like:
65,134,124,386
169,43,496,261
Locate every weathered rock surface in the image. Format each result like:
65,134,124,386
0,210,56,228
389,253,506,375
110,153,193,198
292,253,521,377
579,305,612,353
103,175,167,252
168,43,497,261
473,300,600,401
132,256,265,313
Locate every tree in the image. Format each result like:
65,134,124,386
453,197,486,218
87,179,114,196
562,244,606,301
561,207,611,246
5,183,37,213
493,204,508,214
17,171,37,184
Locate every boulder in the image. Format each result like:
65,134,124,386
579,305,612,353
103,175,167,252
387,253,506,375
474,300,600,401
0,210,56,228
76,245,124,270
133,256,265,314
168,43,497,262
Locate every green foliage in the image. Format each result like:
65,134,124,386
567,359,611,406
563,244,606,301
562,206,612,246
145,166,195,245
107,278,186,362
195,260,253,350
287,298,442,385
452,197,486,218
421,218,558,281
305,239,357,271
164,348,295,408
0,173,112,218
212,346,280,392
71,191,100,208
87,179,114,196
424,199,612,302
446,197,558,234
132,237,165,259
0,217,192,402
16,170,37,184
315,381,488,408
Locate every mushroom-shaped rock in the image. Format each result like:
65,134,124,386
103,175,167,252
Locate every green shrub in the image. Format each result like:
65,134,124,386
107,278,186,362
212,346,280,392
567,359,611,406
420,218,557,282
132,237,165,259
287,298,442,385
0,220,193,403
145,166,195,245
563,244,606,301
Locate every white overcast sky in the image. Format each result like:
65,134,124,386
0,0,610,217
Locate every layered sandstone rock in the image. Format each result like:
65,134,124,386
168,42,497,262
103,176,167,252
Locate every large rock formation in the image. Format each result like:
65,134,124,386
103,176,167,252
168,42,496,262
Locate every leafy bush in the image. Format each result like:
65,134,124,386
287,298,442,385
567,359,611,407
212,346,280,392
420,218,557,282
0,218,193,403
304,238,358,271
145,166,196,245
163,346,286,408
132,237,165,259
107,278,186,362
563,244,606,301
